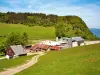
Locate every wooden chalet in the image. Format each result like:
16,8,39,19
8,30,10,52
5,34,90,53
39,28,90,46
6,45,27,59
50,46,61,50
30,44,50,52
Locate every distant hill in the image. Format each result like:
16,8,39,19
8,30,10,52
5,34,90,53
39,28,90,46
55,16,98,40
90,28,100,38
0,12,99,40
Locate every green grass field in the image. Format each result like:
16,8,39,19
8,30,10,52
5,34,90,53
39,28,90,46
0,23,55,40
16,43,100,75
0,56,3,58
0,55,35,72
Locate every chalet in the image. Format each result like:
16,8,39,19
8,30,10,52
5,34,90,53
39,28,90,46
50,46,61,50
72,37,84,42
40,40,60,46
30,44,50,52
6,45,27,59
38,44,50,51
72,37,84,46
30,44,40,52
56,37,84,47
56,37,72,48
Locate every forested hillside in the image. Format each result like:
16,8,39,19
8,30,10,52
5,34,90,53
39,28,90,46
55,16,98,40
0,12,99,40
0,12,58,27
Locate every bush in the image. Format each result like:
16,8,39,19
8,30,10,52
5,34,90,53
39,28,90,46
5,32,28,48
0,42,6,55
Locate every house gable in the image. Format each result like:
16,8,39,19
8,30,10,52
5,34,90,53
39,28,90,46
6,47,15,57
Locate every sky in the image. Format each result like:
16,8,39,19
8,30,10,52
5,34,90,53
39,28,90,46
0,0,100,29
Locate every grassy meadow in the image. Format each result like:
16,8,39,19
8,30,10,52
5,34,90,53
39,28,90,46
0,55,36,72
0,56,3,58
16,43,100,75
0,23,55,41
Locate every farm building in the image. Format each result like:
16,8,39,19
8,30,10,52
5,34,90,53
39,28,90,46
6,45,27,59
30,44,50,52
72,37,85,47
39,44,50,50
30,44,39,52
40,40,60,46
50,46,61,50
30,38,84,52
25,45,32,49
56,37,73,48
72,37,84,42
56,37,84,47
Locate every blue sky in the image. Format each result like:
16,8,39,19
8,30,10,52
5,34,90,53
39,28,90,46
0,0,100,28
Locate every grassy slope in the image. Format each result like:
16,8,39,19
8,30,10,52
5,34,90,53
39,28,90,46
0,55,35,72
0,56,3,58
16,43,100,75
0,23,55,40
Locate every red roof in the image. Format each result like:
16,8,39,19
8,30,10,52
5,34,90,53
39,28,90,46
39,44,50,50
30,44,40,50
50,46,61,50
30,44,50,51
43,44,50,50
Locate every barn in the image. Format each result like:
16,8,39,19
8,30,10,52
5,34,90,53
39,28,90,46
30,44,50,52
6,45,27,59
50,46,61,50
72,37,84,46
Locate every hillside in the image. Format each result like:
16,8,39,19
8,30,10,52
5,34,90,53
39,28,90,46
90,28,100,38
16,43,100,75
0,23,55,41
55,16,98,40
0,12,98,40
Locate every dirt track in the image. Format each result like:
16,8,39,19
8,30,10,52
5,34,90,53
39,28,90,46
73,41,100,47
0,52,45,75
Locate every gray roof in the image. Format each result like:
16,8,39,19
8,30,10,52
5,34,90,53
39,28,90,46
72,37,84,42
11,45,26,56
61,37,71,40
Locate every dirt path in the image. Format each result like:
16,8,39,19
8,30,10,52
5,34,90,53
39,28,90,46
0,52,45,75
85,41,100,45
73,41,100,47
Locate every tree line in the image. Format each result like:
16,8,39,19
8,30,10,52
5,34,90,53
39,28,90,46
0,12,99,40
0,12,58,27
